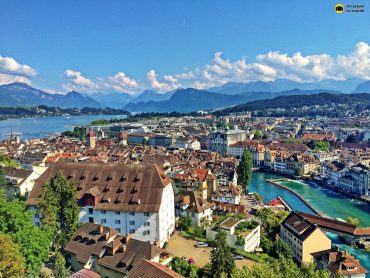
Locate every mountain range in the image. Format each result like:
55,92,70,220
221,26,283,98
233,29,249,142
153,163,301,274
123,88,341,113
0,82,100,108
215,92,370,116
0,78,369,111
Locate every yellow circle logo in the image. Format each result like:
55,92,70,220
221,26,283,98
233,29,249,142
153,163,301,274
335,3,344,14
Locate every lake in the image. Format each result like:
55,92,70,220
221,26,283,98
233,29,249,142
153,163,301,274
0,115,127,140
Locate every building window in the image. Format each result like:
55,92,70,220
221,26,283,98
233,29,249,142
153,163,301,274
129,229,135,234
143,230,150,236
116,228,121,233
144,221,150,227
89,217,94,223
88,208,93,214
129,221,135,225
115,211,120,215
129,212,135,216
144,212,150,216
101,210,106,214
115,220,121,224
101,219,106,224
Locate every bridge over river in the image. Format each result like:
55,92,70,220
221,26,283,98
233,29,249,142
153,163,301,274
296,212,370,243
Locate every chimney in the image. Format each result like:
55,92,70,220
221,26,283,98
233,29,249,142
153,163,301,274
104,231,110,241
125,233,133,243
154,240,161,247
99,225,104,235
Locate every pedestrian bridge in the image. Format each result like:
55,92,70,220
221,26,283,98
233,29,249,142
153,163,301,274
297,212,370,243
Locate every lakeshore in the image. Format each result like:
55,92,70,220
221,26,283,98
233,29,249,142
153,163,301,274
0,114,127,140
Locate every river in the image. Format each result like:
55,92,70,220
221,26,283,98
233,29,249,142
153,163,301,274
0,115,127,140
249,171,369,274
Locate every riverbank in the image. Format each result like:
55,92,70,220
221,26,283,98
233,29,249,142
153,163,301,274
249,171,370,227
310,179,370,205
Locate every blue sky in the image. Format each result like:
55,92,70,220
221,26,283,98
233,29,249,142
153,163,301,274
0,0,369,94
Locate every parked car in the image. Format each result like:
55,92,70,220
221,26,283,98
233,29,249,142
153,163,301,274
195,241,209,248
233,254,244,260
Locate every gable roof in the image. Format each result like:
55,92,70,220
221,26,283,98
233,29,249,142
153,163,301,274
27,162,171,213
128,258,184,278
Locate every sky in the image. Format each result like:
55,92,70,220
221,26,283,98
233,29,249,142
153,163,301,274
0,0,369,94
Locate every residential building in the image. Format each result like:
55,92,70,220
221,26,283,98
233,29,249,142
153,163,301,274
175,139,201,150
280,212,331,264
211,185,241,205
175,191,213,228
312,247,368,278
128,258,184,278
1,166,45,198
206,217,260,252
27,162,175,247
64,223,173,278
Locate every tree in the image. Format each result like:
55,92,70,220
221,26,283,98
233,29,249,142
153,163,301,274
237,149,253,189
171,257,199,278
210,230,235,278
0,169,7,188
256,208,289,238
0,234,26,277
346,216,360,226
178,215,192,231
53,251,71,278
0,189,50,276
0,154,19,168
38,173,79,248
308,140,330,152
232,256,330,278
270,239,292,259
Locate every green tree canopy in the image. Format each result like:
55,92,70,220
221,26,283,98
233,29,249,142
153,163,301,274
346,216,360,226
53,251,71,278
232,256,330,278
0,234,26,277
37,173,79,248
0,189,50,276
178,215,192,231
210,230,235,278
308,140,330,152
0,154,19,168
237,149,253,189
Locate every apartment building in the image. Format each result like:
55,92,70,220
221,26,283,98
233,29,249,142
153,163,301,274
27,162,175,247
280,212,331,264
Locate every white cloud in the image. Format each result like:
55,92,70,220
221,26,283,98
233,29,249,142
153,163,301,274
103,72,138,94
62,69,139,94
63,69,99,91
154,41,370,90
146,70,179,93
0,55,36,85
0,55,36,77
0,73,32,85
